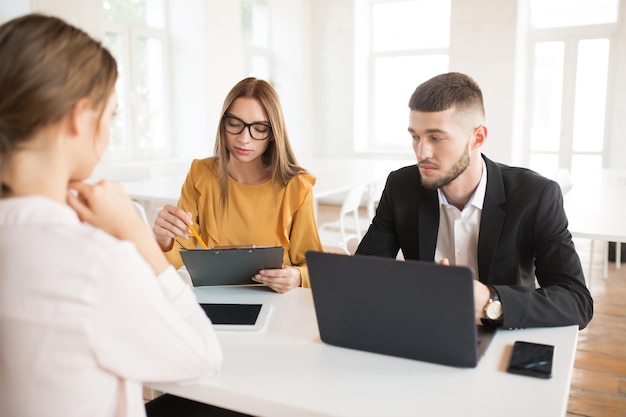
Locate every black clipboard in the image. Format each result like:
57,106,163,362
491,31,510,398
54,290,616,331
180,246,284,286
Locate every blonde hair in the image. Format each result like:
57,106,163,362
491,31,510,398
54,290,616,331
213,77,304,209
0,14,117,195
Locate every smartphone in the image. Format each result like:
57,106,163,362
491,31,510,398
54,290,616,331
507,341,554,379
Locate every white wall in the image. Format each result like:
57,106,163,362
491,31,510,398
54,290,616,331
448,0,522,165
169,0,245,165
269,0,315,160
310,0,356,158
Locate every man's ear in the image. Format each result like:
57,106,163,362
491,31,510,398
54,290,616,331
472,124,487,149
66,98,92,137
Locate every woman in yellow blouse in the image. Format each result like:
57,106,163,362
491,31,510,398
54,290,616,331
153,77,322,293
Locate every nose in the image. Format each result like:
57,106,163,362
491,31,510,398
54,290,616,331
413,140,432,162
236,127,253,143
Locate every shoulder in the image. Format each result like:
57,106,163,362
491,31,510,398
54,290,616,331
190,157,218,173
188,157,219,181
496,162,557,191
485,157,560,204
387,164,422,190
286,171,316,192
389,164,420,179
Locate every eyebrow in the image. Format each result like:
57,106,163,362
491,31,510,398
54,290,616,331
225,113,270,125
408,127,448,135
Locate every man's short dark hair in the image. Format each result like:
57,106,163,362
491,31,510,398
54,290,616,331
408,72,485,118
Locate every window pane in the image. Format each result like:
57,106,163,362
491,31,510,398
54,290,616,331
103,32,130,154
242,0,269,48
572,38,609,153
372,0,450,51
373,55,449,146
571,154,602,185
103,0,165,28
530,0,618,28
135,37,167,152
529,153,559,179
530,42,564,152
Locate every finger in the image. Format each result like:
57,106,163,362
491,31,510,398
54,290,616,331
257,268,285,278
68,180,90,194
155,208,191,237
437,258,450,266
66,191,91,222
162,204,193,225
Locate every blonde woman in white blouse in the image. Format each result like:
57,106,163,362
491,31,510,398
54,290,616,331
0,14,222,417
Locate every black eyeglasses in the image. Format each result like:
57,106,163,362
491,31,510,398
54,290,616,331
222,114,272,140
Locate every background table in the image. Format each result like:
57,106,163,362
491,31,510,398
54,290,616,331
122,158,413,224
149,285,579,417
564,169,626,279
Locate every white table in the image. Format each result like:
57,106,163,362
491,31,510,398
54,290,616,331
122,158,413,224
149,285,579,417
564,169,626,278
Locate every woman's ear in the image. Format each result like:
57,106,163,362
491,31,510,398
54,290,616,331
66,98,93,138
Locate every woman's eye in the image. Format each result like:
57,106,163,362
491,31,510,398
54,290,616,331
253,124,269,134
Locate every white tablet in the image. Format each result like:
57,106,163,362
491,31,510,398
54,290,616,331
199,303,271,331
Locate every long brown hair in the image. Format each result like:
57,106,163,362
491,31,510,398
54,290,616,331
0,14,118,196
213,77,304,209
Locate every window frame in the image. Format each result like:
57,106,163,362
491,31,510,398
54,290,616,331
102,10,173,162
524,22,618,179
354,0,450,154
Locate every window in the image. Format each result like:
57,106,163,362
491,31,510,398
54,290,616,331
526,0,619,183
102,0,172,161
355,0,450,152
242,0,271,80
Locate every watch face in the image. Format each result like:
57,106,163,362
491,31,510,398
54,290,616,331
485,300,502,320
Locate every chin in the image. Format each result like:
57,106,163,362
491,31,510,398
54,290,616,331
70,166,96,182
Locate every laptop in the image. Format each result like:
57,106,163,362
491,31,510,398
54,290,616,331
305,251,496,368
180,246,284,286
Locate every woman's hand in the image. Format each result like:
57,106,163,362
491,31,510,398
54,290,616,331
253,266,302,294
152,204,193,251
67,180,145,239
67,180,169,275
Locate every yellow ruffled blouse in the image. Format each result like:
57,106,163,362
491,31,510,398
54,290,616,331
165,157,323,287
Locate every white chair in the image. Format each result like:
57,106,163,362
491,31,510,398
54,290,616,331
317,184,368,254
555,168,572,195
131,200,150,225
358,178,386,232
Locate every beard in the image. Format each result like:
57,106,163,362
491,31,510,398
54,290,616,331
420,145,470,190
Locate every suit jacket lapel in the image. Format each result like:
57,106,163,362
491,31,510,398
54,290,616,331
418,189,439,261
478,155,506,284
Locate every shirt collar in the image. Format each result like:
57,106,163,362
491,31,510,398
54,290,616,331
437,158,488,211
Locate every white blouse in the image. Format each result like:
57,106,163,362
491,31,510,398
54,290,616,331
0,196,223,417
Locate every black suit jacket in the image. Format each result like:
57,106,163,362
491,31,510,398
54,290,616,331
356,155,593,329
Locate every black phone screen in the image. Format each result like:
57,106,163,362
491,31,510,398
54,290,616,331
507,341,554,379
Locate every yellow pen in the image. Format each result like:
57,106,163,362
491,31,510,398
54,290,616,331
188,224,208,249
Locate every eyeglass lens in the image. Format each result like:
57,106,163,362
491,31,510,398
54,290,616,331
223,116,271,140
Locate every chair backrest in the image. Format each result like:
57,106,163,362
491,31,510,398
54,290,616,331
338,184,367,244
365,179,386,220
555,168,572,194
131,200,150,225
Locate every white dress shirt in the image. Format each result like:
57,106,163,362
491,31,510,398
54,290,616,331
435,160,487,280
0,196,223,417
